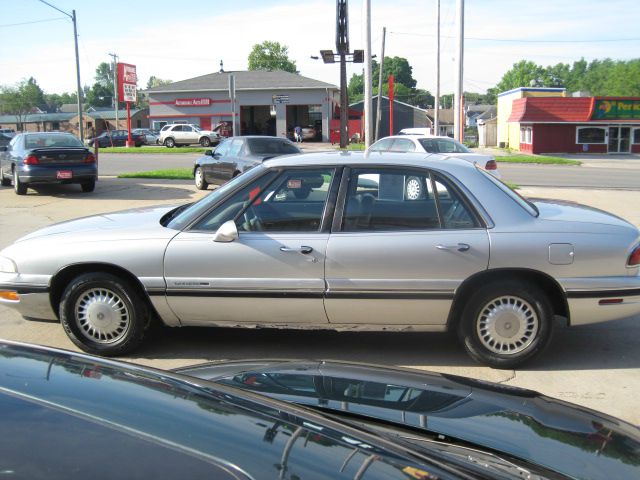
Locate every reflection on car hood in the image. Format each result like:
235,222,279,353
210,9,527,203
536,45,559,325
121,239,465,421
533,199,635,230
15,204,178,242
177,360,640,480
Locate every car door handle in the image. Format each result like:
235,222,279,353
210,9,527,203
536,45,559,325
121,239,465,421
436,243,470,252
280,245,314,254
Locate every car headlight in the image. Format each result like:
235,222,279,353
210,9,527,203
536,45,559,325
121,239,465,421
0,256,17,273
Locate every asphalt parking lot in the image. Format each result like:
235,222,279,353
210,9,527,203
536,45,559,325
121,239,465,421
0,176,639,425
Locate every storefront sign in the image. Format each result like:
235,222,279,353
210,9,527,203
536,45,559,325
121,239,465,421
593,99,640,120
272,94,289,104
117,63,137,103
175,98,212,107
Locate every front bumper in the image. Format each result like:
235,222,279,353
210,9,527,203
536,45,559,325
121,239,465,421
0,273,57,320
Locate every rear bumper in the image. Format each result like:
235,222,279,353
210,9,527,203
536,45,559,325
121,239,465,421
18,164,97,184
563,277,640,325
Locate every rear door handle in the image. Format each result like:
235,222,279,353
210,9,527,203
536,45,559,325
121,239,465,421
436,243,470,252
280,245,314,254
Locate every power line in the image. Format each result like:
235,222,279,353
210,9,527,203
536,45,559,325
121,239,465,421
0,17,66,28
389,31,640,44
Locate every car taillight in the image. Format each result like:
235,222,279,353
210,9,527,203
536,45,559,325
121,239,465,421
485,160,497,170
24,155,39,165
628,244,640,267
85,153,96,164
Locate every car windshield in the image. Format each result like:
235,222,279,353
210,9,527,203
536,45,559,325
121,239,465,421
193,125,202,132
24,133,83,149
166,165,267,230
418,138,471,154
247,138,300,155
478,166,539,216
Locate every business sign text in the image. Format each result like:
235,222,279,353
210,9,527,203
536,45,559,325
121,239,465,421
593,99,640,120
175,98,212,107
117,63,137,102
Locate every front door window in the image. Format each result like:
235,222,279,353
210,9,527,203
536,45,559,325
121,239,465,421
608,127,631,153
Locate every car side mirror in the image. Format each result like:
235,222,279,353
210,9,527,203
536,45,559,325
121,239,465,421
204,149,213,156
213,220,238,242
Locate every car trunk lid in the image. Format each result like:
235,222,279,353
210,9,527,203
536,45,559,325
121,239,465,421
29,147,91,165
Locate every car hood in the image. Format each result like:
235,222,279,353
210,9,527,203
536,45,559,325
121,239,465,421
533,199,636,231
14,204,179,243
177,360,640,480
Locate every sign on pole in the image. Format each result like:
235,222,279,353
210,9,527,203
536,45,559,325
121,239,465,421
117,62,137,146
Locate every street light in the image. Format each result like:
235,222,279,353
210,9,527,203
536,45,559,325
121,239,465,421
37,0,84,141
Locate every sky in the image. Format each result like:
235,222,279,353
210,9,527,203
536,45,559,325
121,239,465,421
1,0,639,96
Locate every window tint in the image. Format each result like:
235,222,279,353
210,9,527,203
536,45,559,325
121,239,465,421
634,129,640,144
389,138,416,152
238,168,335,232
369,137,393,152
343,168,476,231
418,138,470,154
213,138,231,156
24,133,83,149
171,125,183,132
182,125,193,132
577,127,606,144
247,138,300,155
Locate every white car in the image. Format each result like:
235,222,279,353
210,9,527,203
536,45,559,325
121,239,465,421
159,124,220,148
369,134,500,177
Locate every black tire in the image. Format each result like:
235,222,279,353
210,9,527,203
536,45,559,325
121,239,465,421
81,180,96,192
0,165,10,187
194,166,208,190
199,137,211,147
458,281,553,369
164,138,175,148
59,272,150,356
14,169,27,195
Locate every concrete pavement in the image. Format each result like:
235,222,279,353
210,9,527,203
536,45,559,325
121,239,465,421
0,178,638,424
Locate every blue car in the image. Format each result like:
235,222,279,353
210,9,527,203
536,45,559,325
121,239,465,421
0,132,97,195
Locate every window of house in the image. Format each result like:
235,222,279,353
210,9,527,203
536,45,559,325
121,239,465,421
520,127,532,144
633,128,640,144
576,127,606,144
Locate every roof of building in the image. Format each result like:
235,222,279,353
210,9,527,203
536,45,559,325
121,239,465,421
86,108,146,120
425,108,454,125
58,103,78,113
507,97,594,123
497,86,566,98
146,70,337,93
0,112,76,123
466,104,495,113
476,107,497,121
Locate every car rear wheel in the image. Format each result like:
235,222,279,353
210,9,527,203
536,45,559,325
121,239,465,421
60,272,150,356
194,166,208,190
81,180,96,192
199,137,211,147
458,281,553,368
164,138,175,148
14,169,27,195
0,165,10,186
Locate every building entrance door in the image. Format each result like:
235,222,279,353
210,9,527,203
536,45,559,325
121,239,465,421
608,126,631,153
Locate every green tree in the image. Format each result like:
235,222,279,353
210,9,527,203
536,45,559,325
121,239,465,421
43,92,77,112
248,41,297,73
0,78,46,126
85,62,116,108
146,76,173,89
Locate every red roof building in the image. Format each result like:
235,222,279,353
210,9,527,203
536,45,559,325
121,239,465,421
507,96,640,154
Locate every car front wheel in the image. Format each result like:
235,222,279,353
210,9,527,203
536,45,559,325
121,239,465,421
164,138,175,148
458,281,553,368
199,137,211,147
194,166,208,190
0,165,11,186
59,272,150,356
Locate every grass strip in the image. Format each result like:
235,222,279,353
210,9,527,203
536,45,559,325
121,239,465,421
118,168,193,180
99,146,208,154
497,155,580,165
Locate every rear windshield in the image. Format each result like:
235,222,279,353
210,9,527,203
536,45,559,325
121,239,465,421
418,138,470,154
247,138,300,155
24,133,83,149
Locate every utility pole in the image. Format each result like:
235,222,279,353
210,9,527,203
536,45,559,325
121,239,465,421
37,1,84,140
363,0,372,147
453,0,464,141
109,53,119,129
375,27,386,142
434,0,440,136
337,0,349,149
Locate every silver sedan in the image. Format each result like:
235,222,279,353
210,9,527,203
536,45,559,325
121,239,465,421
1,152,639,368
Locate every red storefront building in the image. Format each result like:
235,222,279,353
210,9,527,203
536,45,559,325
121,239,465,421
508,96,640,154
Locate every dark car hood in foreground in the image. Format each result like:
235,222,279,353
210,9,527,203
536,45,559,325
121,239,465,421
177,360,640,480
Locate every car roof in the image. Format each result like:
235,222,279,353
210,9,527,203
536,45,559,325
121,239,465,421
264,150,475,172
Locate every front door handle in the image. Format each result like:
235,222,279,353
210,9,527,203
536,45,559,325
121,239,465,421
280,245,314,254
436,243,470,252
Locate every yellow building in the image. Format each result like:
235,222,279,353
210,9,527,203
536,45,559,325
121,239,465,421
497,87,566,149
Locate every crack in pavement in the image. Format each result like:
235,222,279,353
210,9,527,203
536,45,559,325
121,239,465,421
497,370,517,384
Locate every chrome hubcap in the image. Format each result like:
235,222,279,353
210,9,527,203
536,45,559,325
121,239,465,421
75,288,130,343
196,169,203,185
476,295,539,355
405,178,421,200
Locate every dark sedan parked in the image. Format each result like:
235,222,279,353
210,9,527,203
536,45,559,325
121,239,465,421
193,135,301,189
0,132,97,195
0,340,578,480
88,129,144,147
